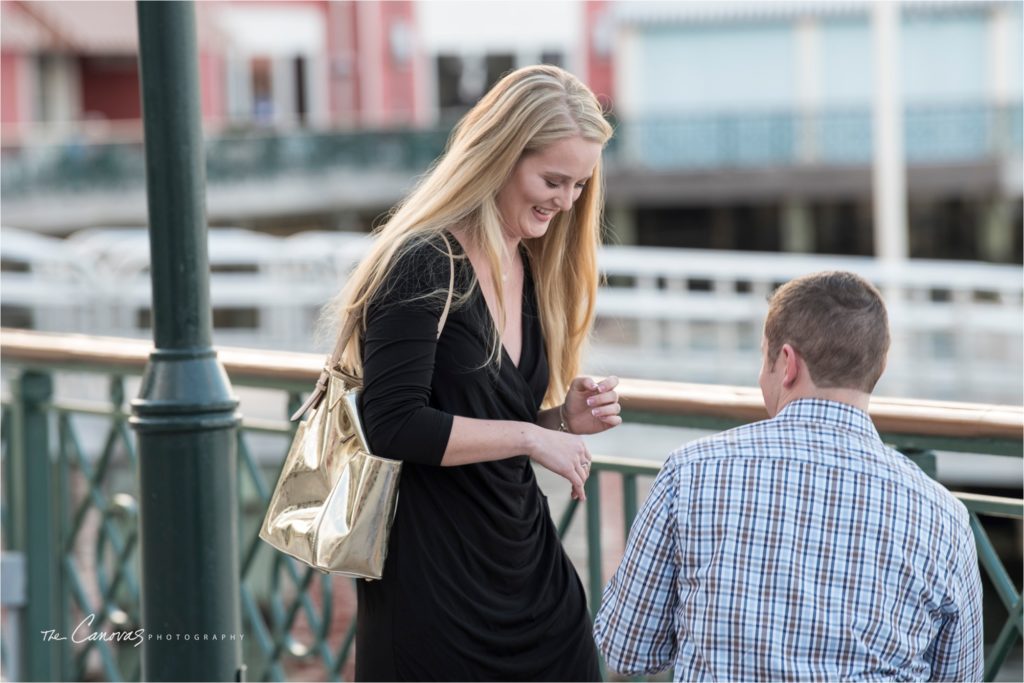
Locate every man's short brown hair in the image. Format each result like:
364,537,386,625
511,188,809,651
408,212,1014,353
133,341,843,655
764,271,890,393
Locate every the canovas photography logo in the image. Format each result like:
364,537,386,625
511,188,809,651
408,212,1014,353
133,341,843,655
41,613,245,648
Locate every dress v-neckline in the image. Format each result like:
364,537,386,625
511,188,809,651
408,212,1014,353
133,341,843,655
501,336,522,371
493,273,527,371
448,232,530,371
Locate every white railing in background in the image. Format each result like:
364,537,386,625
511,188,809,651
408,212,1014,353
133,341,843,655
593,247,1022,403
2,227,1021,404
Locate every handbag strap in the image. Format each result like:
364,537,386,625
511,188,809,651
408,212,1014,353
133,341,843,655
291,234,457,421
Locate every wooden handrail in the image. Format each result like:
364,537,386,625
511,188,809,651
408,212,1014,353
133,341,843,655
617,377,1024,441
0,328,322,383
2,328,1022,442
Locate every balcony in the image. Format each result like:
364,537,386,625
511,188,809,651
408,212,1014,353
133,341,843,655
2,102,1020,232
614,102,1023,169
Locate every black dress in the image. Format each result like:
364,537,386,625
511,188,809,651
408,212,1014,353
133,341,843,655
355,233,601,682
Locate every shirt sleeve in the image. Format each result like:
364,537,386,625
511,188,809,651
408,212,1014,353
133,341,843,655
359,237,456,466
926,514,985,682
593,458,681,675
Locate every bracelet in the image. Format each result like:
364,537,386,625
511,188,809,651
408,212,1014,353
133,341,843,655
558,403,572,434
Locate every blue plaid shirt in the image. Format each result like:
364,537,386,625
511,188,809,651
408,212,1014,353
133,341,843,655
594,399,983,682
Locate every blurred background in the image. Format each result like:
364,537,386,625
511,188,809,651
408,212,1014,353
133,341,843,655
2,0,1022,404
1,3,1021,681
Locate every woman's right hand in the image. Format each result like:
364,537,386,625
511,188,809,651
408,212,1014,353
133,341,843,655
526,424,593,501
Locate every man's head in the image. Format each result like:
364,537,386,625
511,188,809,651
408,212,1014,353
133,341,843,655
758,271,890,416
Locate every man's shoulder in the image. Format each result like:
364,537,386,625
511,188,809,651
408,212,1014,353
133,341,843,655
899,461,972,529
663,414,972,531
665,417,778,467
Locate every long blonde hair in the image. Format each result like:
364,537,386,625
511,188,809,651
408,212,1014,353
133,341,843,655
329,65,613,404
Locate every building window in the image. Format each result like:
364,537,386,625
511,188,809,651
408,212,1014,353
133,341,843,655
437,53,517,122
0,305,33,329
293,56,307,125
437,55,465,112
540,51,564,68
485,54,515,86
251,57,273,123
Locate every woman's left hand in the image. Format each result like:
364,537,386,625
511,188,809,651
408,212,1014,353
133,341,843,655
562,375,622,435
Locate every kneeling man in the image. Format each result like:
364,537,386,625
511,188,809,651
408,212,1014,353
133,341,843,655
594,271,982,682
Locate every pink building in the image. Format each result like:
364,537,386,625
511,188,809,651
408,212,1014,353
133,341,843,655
0,0,424,142
584,0,615,111
324,0,423,127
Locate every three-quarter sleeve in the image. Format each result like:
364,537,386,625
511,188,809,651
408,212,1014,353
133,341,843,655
359,238,455,466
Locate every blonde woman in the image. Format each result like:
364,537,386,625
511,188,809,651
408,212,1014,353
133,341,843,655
332,65,621,681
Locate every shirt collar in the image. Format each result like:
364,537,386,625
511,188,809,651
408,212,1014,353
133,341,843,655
774,398,881,442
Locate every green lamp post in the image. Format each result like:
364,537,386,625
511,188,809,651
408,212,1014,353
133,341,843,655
131,2,244,680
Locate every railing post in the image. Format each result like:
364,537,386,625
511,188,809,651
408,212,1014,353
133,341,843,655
584,473,607,680
132,2,243,681
585,474,604,618
15,370,62,681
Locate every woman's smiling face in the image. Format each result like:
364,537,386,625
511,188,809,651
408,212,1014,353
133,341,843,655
495,135,602,242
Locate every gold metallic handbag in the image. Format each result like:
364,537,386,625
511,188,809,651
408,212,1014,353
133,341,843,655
260,237,455,579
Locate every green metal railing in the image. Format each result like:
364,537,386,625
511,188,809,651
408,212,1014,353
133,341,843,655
1,330,1021,681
